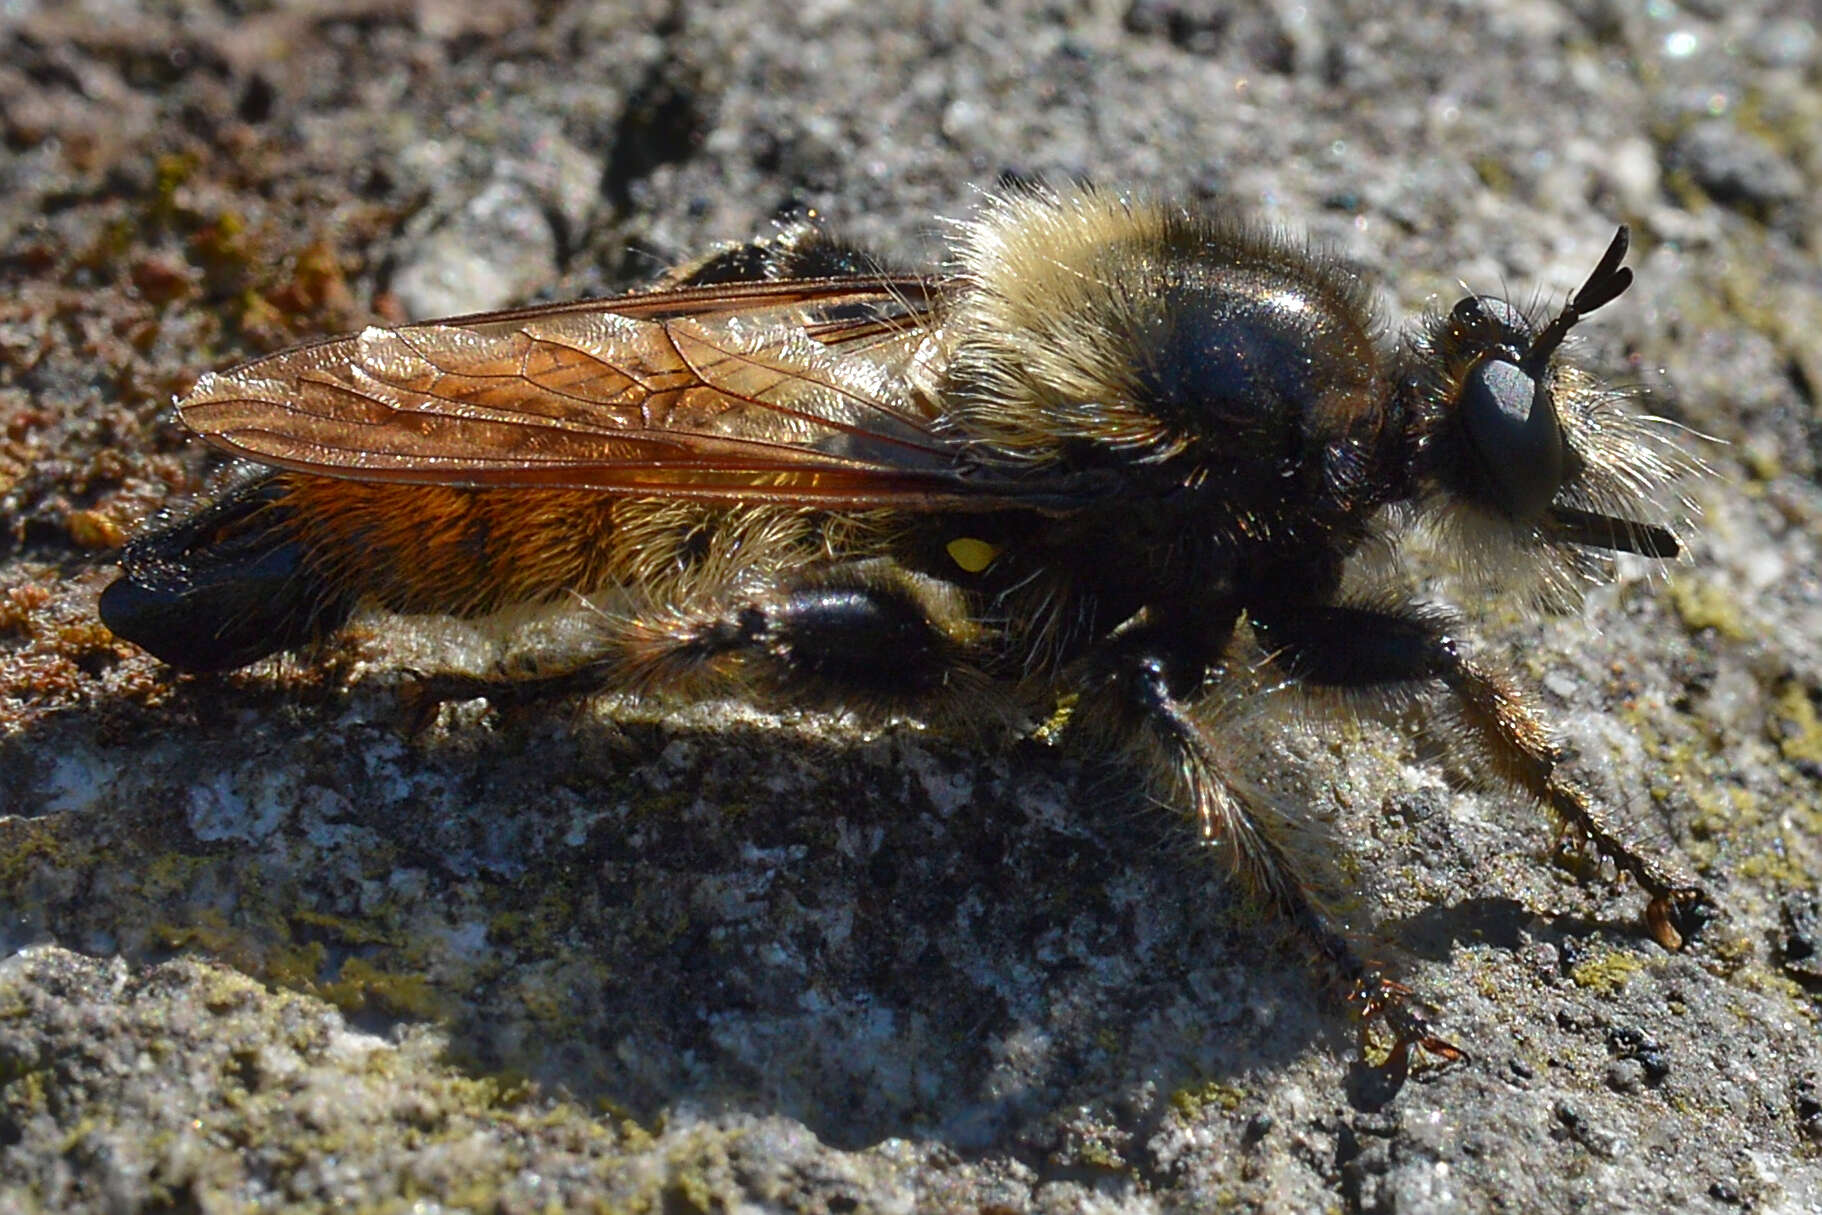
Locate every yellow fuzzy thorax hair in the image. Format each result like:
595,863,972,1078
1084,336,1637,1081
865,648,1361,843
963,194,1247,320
936,186,1380,469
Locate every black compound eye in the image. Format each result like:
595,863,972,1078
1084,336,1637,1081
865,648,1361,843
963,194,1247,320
1459,356,1566,521
1450,294,1528,340
1450,294,1490,324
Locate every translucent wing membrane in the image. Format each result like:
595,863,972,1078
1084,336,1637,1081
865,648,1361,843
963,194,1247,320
178,277,1038,509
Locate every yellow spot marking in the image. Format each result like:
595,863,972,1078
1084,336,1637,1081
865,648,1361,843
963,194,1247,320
945,536,999,573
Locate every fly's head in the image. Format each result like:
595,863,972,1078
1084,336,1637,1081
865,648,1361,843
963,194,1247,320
1399,228,1699,605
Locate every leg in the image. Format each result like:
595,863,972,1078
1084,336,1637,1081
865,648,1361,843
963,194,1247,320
608,562,995,713
1074,627,1463,1068
1250,601,1708,948
659,225,898,287
413,561,1001,721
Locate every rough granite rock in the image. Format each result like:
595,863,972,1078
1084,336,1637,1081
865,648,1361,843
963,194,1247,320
1,0,1819,1211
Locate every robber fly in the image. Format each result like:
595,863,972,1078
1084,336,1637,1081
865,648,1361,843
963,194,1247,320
100,186,1707,1063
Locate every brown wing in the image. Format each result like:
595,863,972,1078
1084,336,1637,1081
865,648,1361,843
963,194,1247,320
177,276,1037,510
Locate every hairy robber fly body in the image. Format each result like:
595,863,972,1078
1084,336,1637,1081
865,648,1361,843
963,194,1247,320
101,187,1706,1062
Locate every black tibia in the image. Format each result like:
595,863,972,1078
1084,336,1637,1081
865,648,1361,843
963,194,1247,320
1252,601,1707,949
99,473,352,672
1084,628,1461,1065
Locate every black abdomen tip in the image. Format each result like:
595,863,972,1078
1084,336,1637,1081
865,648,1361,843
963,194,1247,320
99,474,352,672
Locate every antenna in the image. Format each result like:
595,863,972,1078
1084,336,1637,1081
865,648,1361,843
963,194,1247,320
1523,226,1632,376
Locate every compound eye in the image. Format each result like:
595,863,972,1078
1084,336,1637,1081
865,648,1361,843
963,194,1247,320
1451,294,1527,338
1459,356,1566,521
1450,295,1490,325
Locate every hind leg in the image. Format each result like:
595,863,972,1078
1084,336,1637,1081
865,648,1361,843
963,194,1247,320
410,559,1002,722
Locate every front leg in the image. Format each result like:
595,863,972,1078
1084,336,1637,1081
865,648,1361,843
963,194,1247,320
1073,621,1464,1069
1250,601,1709,948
